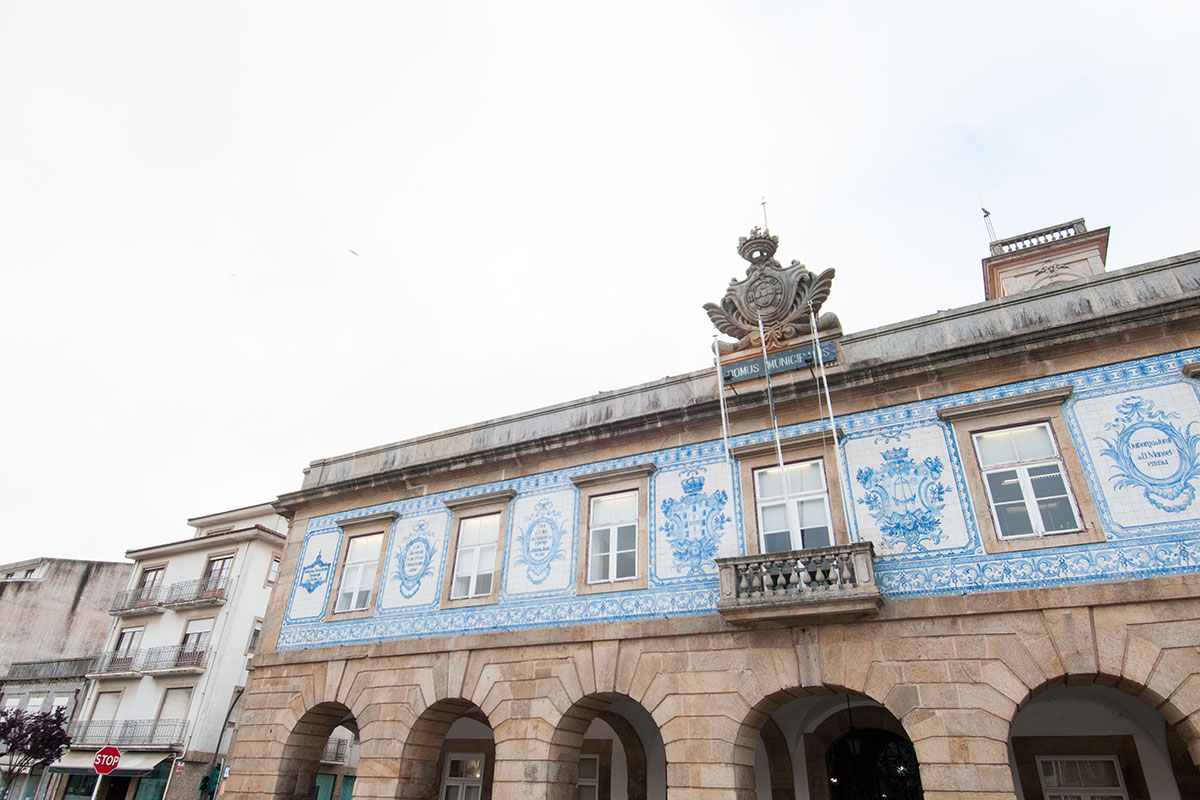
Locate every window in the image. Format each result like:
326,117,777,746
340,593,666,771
440,754,485,800
23,568,35,578
577,755,599,800
135,567,164,604
1036,756,1127,800
731,429,847,556
248,620,263,653
940,386,1102,554
754,460,833,552
973,423,1082,539
572,464,653,595
90,691,120,723
3,696,20,710
451,515,500,599
335,533,384,612
202,556,233,594
181,618,213,653
111,627,143,670
52,695,70,711
587,492,638,584
26,694,45,713
266,556,281,585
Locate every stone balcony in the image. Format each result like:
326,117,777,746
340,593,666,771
162,576,229,608
109,586,166,617
715,542,883,625
3,656,92,682
68,718,187,749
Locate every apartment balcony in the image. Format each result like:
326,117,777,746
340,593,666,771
87,650,146,678
68,718,187,749
3,656,92,682
321,737,350,764
141,645,210,674
162,576,229,608
109,587,165,617
715,542,883,625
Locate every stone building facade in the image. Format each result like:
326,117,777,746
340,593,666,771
227,221,1200,800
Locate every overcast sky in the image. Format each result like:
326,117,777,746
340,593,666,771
2,1,1198,565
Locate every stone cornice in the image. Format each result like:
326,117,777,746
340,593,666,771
936,386,1073,421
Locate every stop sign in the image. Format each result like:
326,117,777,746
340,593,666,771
93,746,121,775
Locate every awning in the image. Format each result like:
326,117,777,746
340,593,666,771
48,750,171,777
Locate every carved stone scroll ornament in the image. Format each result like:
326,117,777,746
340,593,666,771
704,228,840,354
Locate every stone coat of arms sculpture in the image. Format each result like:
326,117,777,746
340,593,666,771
705,228,840,354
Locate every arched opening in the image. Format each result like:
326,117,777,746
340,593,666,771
549,693,666,800
397,698,495,800
277,701,359,800
1009,684,1198,800
739,689,924,800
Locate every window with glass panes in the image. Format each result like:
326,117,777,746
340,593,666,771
136,567,164,604
451,515,500,599
334,533,383,612
577,755,599,800
202,555,233,592
1036,756,1127,800
754,460,833,552
588,491,638,583
440,754,485,800
973,423,1082,539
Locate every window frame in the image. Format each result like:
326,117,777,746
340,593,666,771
732,429,847,556
265,555,281,587
571,464,654,596
973,422,1084,540
440,490,514,609
439,752,486,800
135,565,166,604
201,553,235,592
939,386,1103,554
1035,755,1128,800
324,511,396,622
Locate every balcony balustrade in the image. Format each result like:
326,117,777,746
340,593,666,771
3,657,92,682
87,650,146,677
141,645,210,673
68,718,187,749
162,576,229,607
715,542,883,624
109,586,165,616
321,737,349,764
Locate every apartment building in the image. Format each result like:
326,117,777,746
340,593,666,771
47,505,285,800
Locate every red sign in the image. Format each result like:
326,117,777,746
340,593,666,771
93,746,121,775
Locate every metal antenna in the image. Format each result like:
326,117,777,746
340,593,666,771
761,196,770,233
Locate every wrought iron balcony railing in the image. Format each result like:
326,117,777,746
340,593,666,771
715,542,883,624
141,645,210,672
109,586,165,615
69,718,187,748
3,657,92,682
321,737,349,763
162,576,229,606
88,650,146,676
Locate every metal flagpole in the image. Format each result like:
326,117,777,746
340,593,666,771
712,336,732,465
757,315,788,479
810,304,851,532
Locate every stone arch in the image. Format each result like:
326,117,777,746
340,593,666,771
547,692,665,800
734,685,921,800
276,701,359,800
397,697,494,800
1011,675,1200,799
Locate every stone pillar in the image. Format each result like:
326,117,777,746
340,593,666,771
907,708,1017,800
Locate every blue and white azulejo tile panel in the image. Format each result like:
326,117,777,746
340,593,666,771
843,423,976,556
503,489,576,597
286,527,341,622
275,349,1200,650
653,459,738,582
379,511,449,611
1073,381,1200,531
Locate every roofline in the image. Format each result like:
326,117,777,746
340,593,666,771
124,525,286,561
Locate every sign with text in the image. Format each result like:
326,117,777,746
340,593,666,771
94,746,121,775
721,341,838,384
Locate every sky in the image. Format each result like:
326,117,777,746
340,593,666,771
2,1,1198,564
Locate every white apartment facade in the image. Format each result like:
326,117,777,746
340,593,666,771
47,504,285,800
